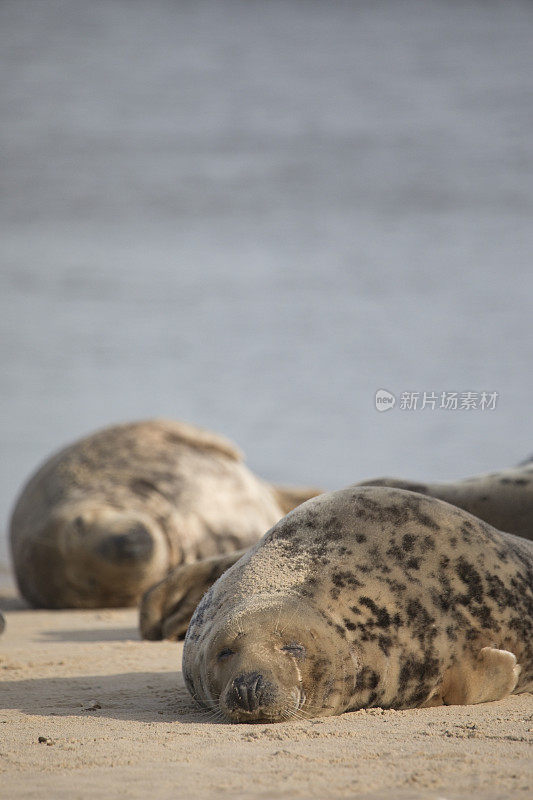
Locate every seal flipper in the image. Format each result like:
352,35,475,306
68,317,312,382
140,549,247,640
441,647,521,706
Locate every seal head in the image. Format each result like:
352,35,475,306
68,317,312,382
14,499,169,608
185,598,355,722
11,419,318,608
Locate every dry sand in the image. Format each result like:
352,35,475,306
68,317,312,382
1,587,531,800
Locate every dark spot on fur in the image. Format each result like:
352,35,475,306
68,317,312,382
470,603,499,630
460,525,473,543
331,571,363,590
406,686,430,706
456,557,483,603
398,655,440,695
355,667,380,691
386,504,410,526
413,510,440,531
385,579,407,595
378,635,392,656
406,599,436,644
485,573,515,610
310,658,328,683
359,597,391,628
386,544,404,564
445,624,457,641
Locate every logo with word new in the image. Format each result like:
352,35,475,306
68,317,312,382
375,389,396,412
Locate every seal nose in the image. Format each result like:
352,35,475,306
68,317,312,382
96,523,154,564
229,672,272,712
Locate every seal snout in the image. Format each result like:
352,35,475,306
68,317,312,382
227,671,276,713
96,523,154,564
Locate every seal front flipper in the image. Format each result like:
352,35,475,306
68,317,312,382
441,647,521,706
139,549,247,641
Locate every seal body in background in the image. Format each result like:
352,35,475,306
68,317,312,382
357,462,533,542
182,486,533,722
9,418,319,609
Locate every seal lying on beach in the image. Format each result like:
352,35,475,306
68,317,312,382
181,486,533,722
140,460,533,639
10,419,319,608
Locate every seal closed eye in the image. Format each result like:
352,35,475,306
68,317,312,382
281,643,306,658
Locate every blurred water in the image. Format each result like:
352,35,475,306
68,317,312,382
1,0,532,563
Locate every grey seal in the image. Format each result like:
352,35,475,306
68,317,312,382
10,419,319,609
181,486,532,722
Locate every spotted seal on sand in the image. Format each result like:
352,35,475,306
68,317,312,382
141,460,533,640
10,419,319,609
181,486,532,722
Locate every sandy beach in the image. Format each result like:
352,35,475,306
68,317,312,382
1,581,531,800
2,2,533,797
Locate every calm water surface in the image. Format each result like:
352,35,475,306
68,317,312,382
1,1,532,563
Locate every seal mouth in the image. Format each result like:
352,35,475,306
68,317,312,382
220,681,306,724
